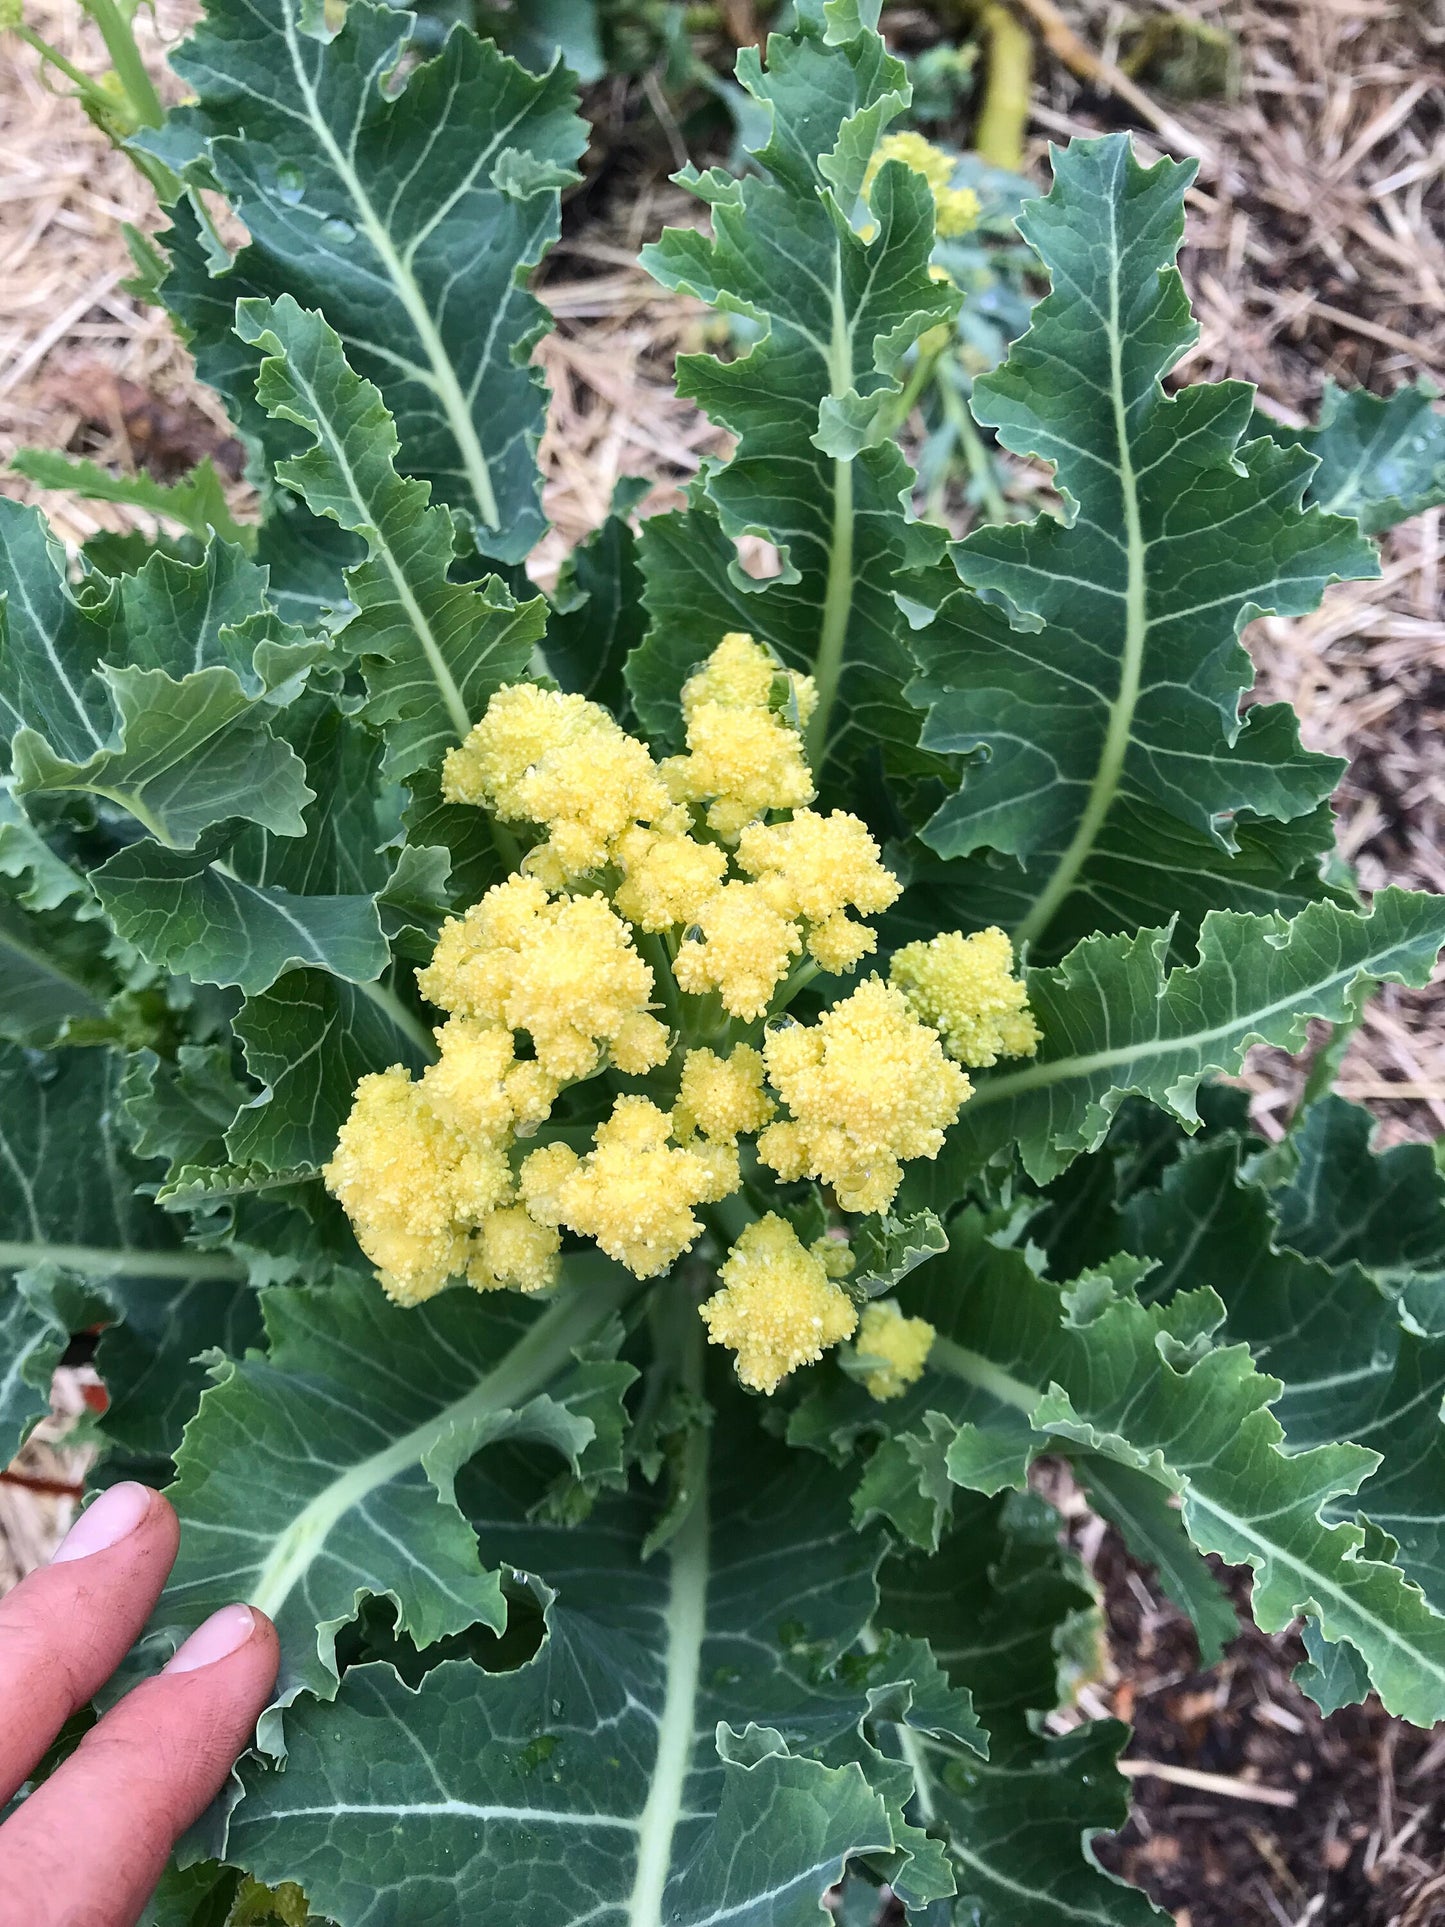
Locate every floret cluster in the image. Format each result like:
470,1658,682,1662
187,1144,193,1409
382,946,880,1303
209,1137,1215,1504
861,131,981,238
325,633,1038,1394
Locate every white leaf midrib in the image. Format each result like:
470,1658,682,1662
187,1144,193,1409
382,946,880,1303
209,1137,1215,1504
278,4,503,531
1013,160,1149,947
626,1454,710,1927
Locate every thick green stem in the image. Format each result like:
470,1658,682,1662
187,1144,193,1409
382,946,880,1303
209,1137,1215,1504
638,931,683,1034
626,1314,710,1927
80,0,164,127
15,24,114,105
769,956,823,1014
808,455,855,772
0,1241,245,1281
943,376,1010,526
928,1331,1036,1412
882,344,944,442
490,815,524,872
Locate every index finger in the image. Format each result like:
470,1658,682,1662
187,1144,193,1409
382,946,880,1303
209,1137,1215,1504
0,1482,178,1805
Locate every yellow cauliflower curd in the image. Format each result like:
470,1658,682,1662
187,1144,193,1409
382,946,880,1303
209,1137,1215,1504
323,1068,513,1307
855,1299,936,1401
520,1097,740,1278
758,978,971,1215
890,927,1040,1068
323,632,1040,1360
419,878,666,1082
701,1214,859,1393
863,131,980,238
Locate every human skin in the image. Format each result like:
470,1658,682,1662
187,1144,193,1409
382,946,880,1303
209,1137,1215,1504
0,1483,278,1927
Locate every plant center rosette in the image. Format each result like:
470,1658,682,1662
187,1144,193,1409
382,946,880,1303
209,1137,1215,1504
324,632,1039,1397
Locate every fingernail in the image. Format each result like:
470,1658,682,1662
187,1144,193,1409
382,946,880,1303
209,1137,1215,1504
52,1482,153,1564
164,1604,256,1674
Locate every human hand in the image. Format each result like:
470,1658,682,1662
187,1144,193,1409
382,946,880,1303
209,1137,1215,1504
0,1482,279,1927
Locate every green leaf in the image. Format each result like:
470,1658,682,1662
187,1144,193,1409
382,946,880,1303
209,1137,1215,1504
0,1043,250,1462
881,1488,1163,1925
157,1267,639,1703
893,796,1353,972
908,136,1373,953
1272,1093,1445,1282
0,1277,71,1464
850,1209,948,1297
1294,1617,1371,1716
12,666,311,849
149,2,585,552
627,15,956,799
1122,1133,1445,1623
94,840,389,994
542,478,649,717
0,498,116,758
2,525,318,847
93,693,433,995
1078,1458,1237,1666
855,1213,1445,1727
10,450,250,548
946,890,1445,1184
225,1407,944,1924
226,969,432,1176
0,894,113,1046
236,296,545,780
0,782,90,912
1260,379,1445,536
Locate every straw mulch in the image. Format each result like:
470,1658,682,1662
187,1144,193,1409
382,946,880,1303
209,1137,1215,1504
1,6,1443,1921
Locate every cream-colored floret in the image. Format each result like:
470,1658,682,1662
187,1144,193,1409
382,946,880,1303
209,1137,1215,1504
419,881,659,1082
442,683,672,881
663,632,818,837
674,1045,775,1142
504,1060,561,1132
700,1213,858,1393
855,1299,935,1400
613,824,728,932
806,911,878,975
519,1096,740,1278
323,1067,509,1306
467,1205,560,1295
736,809,900,972
890,927,1040,1068
442,683,595,811
668,706,815,837
757,978,971,1215
680,632,816,724
610,1009,673,1075
673,881,802,1020
736,810,899,922
419,1017,519,1139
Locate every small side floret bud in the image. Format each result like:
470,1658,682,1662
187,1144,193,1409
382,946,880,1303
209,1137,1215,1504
889,927,1040,1068
855,1299,935,1400
700,1213,858,1393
